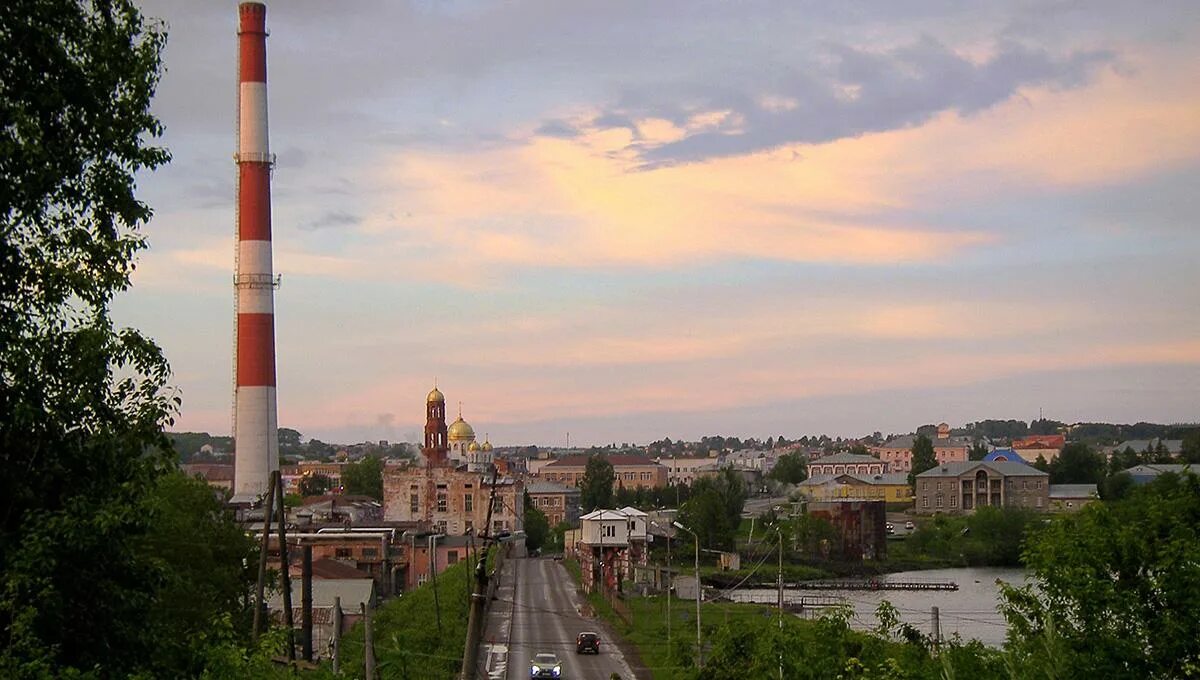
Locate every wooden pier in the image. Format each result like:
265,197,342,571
787,579,959,592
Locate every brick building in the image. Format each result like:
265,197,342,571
539,454,668,490
806,452,888,477
526,480,581,526
873,424,970,472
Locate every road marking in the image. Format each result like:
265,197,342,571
486,643,508,679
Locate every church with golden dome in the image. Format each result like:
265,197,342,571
423,385,494,473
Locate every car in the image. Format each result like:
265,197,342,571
576,631,600,654
905,521,915,531
530,652,562,679
885,522,895,534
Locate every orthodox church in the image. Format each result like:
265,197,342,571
423,385,494,473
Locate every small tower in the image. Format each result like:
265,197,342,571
423,385,448,466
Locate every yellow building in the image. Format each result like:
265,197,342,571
798,473,912,504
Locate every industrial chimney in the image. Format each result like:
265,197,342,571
232,2,279,502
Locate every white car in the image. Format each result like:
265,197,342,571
530,653,562,679
905,521,915,531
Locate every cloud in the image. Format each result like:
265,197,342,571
566,38,1115,165
302,210,361,232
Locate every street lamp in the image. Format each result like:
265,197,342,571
673,520,701,667
649,520,672,650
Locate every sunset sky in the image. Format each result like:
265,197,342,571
120,0,1200,446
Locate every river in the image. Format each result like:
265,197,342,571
725,567,1028,647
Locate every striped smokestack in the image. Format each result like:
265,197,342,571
232,1,278,501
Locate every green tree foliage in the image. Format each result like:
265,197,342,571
1183,430,1200,464
0,1,176,674
898,506,1038,566
140,473,257,676
907,434,937,486
1048,442,1105,485
676,469,746,550
341,455,383,499
968,441,989,461
299,472,334,497
523,492,550,553
768,452,808,484
1000,472,1200,677
580,454,615,511
1029,418,1067,435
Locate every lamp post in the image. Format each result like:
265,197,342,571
650,520,672,650
673,520,701,667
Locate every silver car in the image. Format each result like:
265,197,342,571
530,652,562,679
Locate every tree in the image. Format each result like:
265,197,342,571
1183,430,1200,464
908,434,937,486
768,452,808,485
1,1,175,675
1000,472,1200,676
140,473,257,676
968,440,989,461
579,454,615,511
523,493,550,553
676,468,746,550
342,455,383,499
1048,442,1105,485
299,472,334,497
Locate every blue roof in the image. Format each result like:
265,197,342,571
983,449,1029,464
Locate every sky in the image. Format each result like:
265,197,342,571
117,0,1200,447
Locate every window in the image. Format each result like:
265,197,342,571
1036,497,1043,508
335,548,352,559
363,547,378,559
447,551,459,564
437,520,447,533
417,574,428,586
921,496,929,508
410,493,419,513
464,494,473,512
950,495,958,508
935,494,944,508
465,521,473,533
436,492,448,512
602,524,616,538
493,520,503,533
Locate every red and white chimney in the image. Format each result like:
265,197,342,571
232,2,278,501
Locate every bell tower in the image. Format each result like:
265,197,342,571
423,384,449,466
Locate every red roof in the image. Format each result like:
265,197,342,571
544,454,663,468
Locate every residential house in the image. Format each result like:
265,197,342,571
1122,463,1196,485
914,461,1049,513
655,453,723,486
873,424,970,472
1048,484,1098,512
382,464,523,537
268,578,373,659
806,500,888,561
567,508,649,593
181,463,234,492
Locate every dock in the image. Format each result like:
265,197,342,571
788,580,959,592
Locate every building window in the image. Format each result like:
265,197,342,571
417,574,428,586
335,548,352,559
437,520,447,533
493,520,503,533
602,524,616,538
362,547,378,559
465,494,473,512
936,494,944,508
921,496,929,508
437,492,448,513
1036,497,1043,508
465,521,473,533
447,551,458,564
950,495,958,508
410,493,419,513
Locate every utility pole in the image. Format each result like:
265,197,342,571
252,468,277,641
673,521,702,668
460,466,500,680
302,544,313,662
364,602,376,679
777,526,784,680
332,595,342,675
666,524,671,650
931,606,941,652
430,534,443,634
274,471,295,663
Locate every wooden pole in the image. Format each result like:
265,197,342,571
252,471,276,641
931,606,941,652
302,543,313,662
364,601,376,679
274,471,295,662
332,595,342,675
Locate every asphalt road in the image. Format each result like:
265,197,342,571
479,556,636,680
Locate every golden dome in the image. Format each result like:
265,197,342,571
447,416,475,441
427,387,445,404
467,441,481,452
481,436,493,452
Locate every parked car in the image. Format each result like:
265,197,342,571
905,521,915,531
576,631,601,654
530,653,562,678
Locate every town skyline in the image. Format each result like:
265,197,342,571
119,1,1200,446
